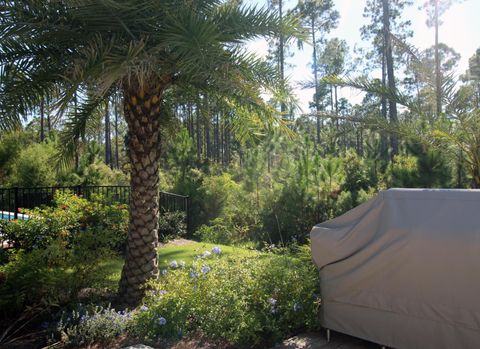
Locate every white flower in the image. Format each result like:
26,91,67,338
169,260,178,269
202,251,212,258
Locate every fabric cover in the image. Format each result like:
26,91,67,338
310,189,480,349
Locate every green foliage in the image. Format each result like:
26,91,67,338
54,305,134,347
158,211,187,243
1,192,128,252
0,130,32,181
132,251,320,347
9,141,57,187
386,155,419,187
0,192,128,313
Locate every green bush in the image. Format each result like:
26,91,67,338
54,305,134,347
132,249,320,347
0,192,128,313
1,191,128,253
9,141,57,187
158,211,187,243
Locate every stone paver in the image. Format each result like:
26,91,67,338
273,331,381,349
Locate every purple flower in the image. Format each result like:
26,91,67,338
201,265,211,274
40,321,49,329
158,317,167,325
212,246,222,255
169,260,178,269
190,270,199,278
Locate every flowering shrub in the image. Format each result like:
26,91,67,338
0,191,128,252
54,304,134,347
0,192,128,313
132,247,320,347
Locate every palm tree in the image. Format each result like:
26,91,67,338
0,0,299,304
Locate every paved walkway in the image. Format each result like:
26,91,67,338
274,332,381,349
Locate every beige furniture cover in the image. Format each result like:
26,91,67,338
310,189,480,349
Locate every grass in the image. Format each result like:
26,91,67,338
158,241,258,268
98,241,258,290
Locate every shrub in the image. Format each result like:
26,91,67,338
9,141,57,187
0,192,128,313
158,211,187,243
54,304,134,347
1,191,128,253
132,249,320,347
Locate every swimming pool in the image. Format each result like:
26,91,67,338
0,211,29,220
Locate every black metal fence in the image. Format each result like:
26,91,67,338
0,185,190,230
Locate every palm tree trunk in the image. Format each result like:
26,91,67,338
119,84,163,305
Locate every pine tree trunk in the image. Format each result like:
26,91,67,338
114,95,120,169
119,83,164,305
105,100,112,168
40,98,45,142
434,0,442,117
382,0,399,158
196,104,202,165
380,41,389,160
311,17,321,145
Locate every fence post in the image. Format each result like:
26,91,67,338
13,187,18,220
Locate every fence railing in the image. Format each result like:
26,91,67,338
0,185,190,231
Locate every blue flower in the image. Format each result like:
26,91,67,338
80,314,90,322
190,270,199,278
212,246,222,255
293,303,301,312
140,305,148,312
201,265,211,274
158,317,167,325
169,260,178,269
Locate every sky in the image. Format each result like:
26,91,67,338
245,0,480,113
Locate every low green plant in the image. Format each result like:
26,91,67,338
54,304,134,347
132,249,321,347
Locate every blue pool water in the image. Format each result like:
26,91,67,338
0,211,29,220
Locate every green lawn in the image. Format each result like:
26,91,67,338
98,241,258,291
158,241,258,268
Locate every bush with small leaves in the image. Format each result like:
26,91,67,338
132,248,320,347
